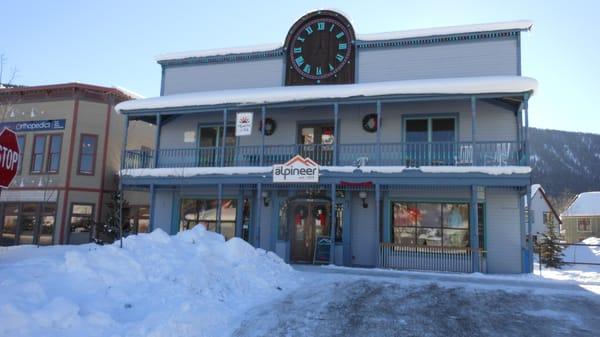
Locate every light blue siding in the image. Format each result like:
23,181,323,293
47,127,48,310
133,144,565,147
485,188,522,273
163,58,284,95
358,39,519,83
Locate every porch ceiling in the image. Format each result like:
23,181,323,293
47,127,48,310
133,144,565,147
116,76,537,116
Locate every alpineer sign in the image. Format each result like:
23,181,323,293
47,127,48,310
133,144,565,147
272,155,319,183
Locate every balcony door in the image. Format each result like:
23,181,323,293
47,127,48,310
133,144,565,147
197,125,235,167
297,124,334,165
404,117,456,166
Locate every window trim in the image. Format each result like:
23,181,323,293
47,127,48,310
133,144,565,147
77,133,98,176
45,133,63,174
30,134,48,174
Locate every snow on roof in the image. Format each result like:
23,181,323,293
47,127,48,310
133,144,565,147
156,20,532,62
155,43,282,63
116,76,538,113
531,184,542,197
113,86,145,99
562,192,600,217
356,20,532,41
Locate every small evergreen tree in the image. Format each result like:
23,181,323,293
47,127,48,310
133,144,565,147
536,221,565,268
98,191,129,243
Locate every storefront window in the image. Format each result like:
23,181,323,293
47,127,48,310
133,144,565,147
0,203,57,246
125,206,151,234
1,204,19,245
180,199,237,240
391,202,483,249
70,204,94,234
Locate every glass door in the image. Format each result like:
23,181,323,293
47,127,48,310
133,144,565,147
197,126,235,167
404,117,456,166
298,124,334,165
289,199,331,263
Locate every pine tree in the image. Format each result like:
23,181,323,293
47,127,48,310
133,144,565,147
100,191,129,243
536,221,565,269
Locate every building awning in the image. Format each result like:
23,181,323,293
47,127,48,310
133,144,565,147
116,76,537,114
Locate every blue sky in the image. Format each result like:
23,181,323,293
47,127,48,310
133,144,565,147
1,0,598,133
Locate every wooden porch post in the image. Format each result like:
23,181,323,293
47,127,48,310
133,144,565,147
376,101,382,165
216,183,223,234
153,113,161,168
260,106,266,166
470,185,480,272
329,183,337,264
118,115,130,248
375,183,381,267
254,183,262,247
526,183,533,273
470,96,477,165
220,109,227,167
333,103,339,166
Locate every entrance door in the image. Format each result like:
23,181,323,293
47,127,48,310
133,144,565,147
289,199,331,263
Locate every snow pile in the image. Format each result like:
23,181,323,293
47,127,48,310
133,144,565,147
0,226,297,337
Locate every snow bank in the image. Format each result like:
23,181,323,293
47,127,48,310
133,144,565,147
0,225,297,337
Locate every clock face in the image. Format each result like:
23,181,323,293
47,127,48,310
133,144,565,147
289,17,352,82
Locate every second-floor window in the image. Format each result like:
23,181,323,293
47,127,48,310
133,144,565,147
404,117,456,143
78,134,98,175
30,135,47,174
46,135,62,173
30,134,63,174
543,212,554,226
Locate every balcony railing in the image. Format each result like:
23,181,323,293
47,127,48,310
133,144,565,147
379,243,487,273
123,141,525,169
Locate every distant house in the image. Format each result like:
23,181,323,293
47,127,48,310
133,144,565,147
561,192,600,243
527,184,562,241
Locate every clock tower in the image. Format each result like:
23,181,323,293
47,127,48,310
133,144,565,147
284,10,356,86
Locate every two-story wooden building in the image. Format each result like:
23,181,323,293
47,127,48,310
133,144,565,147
0,83,153,246
117,10,537,273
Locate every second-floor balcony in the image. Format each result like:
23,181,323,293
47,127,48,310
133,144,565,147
123,141,525,170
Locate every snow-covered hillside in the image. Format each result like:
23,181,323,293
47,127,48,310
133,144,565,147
0,226,297,337
530,128,600,196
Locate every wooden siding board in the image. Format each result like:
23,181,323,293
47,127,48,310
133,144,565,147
486,188,522,273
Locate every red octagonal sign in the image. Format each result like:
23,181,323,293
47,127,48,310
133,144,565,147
0,127,20,189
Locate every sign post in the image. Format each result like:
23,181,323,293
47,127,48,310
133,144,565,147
0,127,21,189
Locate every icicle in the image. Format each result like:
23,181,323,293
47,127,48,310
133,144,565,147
38,178,44,187
9,109,15,118
19,178,25,187
31,108,36,117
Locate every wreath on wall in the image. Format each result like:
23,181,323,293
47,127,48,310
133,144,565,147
362,113,378,133
259,118,277,136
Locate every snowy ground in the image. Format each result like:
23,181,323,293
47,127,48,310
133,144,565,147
1,230,600,337
533,237,600,284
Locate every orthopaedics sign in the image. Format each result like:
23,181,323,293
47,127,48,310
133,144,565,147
273,155,319,183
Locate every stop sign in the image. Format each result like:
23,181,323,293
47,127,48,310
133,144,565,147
0,127,20,188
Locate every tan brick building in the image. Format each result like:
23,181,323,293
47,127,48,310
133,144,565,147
0,83,153,245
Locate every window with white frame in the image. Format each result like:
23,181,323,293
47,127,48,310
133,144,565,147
577,218,592,232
